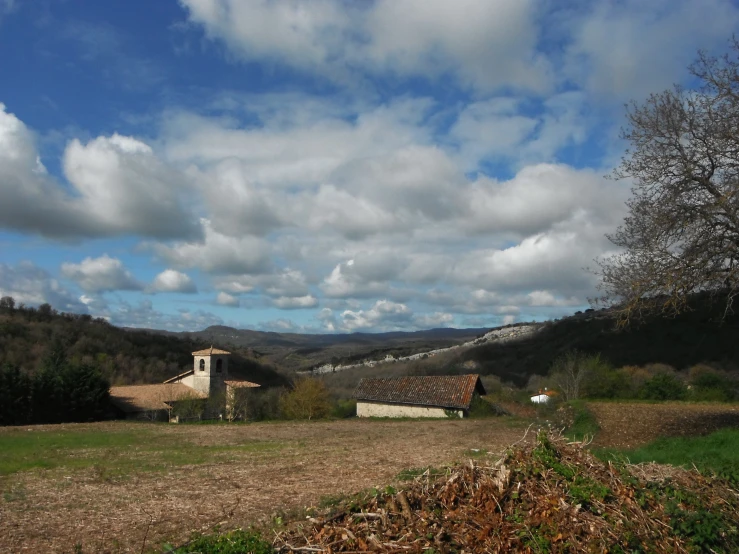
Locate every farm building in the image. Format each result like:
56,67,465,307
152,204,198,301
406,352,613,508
109,346,260,420
353,374,486,418
530,389,557,404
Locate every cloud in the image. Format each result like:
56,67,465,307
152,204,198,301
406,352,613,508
149,269,197,293
216,291,240,307
61,255,142,293
111,299,225,331
0,261,88,312
0,104,202,240
179,0,550,92
463,164,627,237
272,294,318,309
321,259,393,299
562,0,739,100
149,219,272,274
338,300,413,332
258,317,303,333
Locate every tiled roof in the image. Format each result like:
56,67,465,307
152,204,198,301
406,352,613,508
109,384,207,413
162,369,194,384
353,374,485,410
192,346,231,356
224,380,261,388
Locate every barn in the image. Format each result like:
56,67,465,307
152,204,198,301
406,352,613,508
353,374,486,418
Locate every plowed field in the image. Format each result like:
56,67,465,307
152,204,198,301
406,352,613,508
0,418,529,553
588,401,739,448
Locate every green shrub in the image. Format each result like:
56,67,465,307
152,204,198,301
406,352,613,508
468,395,503,418
331,398,356,419
582,365,632,399
638,373,687,400
165,529,272,554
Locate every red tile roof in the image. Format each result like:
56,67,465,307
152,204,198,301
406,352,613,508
353,374,485,410
109,384,207,413
224,380,261,389
192,346,231,356
162,369,194,384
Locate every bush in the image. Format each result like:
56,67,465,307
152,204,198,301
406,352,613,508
688,364,737,401
582,364,631,399
639,373,687,401
331,399,356,419
468,395,504,418
280,378,331,420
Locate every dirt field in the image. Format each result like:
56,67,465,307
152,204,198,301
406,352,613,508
588,401,739,448
0,418,529,553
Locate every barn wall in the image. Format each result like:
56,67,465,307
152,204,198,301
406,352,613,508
356,401,463,418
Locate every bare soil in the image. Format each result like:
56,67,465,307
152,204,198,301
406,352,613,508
0,418,528,553
588,401,739,448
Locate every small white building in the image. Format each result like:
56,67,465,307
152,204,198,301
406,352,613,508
530,389,556,404
353,374,486,418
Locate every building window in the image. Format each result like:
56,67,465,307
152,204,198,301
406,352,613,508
216,359,223,373
199,359,205,371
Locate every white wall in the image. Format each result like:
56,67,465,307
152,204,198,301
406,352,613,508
356,401,463,418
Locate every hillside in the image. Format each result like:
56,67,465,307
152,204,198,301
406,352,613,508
319,297,739,395
0,308,289,388
3,293,739,394
142,324,489,370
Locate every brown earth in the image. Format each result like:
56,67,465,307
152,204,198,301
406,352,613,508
588,401,739,448
0,418,529,553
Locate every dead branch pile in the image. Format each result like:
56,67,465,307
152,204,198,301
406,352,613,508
276,432,739,553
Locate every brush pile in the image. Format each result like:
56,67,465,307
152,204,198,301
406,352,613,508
276,432,739,553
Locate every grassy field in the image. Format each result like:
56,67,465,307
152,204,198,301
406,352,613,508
598,428,739,486
0,426,283,477
3,402,738,553
0,417,529,553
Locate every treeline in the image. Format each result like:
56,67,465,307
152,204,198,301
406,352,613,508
527,351,739,403
0,296,288,388
0,343,110,425
170,378,357,423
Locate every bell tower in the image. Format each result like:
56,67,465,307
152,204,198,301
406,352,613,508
191,346,230,396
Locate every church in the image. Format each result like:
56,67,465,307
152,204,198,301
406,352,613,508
109,347,260,421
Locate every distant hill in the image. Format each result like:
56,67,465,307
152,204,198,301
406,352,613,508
140,325,490,371
319,297,739,396
4,293,738,395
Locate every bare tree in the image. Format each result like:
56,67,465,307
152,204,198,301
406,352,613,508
596,38,739,324
549,351,596,401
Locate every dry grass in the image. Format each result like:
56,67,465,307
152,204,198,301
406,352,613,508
0,418,529,553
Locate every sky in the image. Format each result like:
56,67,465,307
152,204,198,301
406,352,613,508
0,0,737,334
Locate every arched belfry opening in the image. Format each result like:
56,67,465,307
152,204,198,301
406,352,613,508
190,346,231,396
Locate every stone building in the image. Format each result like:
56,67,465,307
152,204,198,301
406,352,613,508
353,374,486,418
109,346,260,420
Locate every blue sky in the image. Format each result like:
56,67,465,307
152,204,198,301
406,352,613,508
1,0,737,333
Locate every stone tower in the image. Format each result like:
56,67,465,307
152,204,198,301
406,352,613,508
191,346,230,396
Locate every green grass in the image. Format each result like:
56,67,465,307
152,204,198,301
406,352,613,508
396,466,447,481
162,528,273,554
563,400,600,441
0,427,285,477
596,428,739,486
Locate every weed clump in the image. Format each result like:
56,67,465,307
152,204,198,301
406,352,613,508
276,431,739,553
